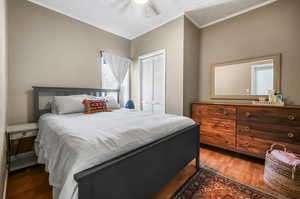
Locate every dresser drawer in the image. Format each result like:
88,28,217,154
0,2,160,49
237,123,300,145
237,135,300,158
202,118,235,135
238,107,300,126
200,131,235,151
194,104,236,120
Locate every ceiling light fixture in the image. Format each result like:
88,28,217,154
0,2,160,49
134,0,149,4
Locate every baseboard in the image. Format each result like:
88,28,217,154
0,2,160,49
2,169,7,199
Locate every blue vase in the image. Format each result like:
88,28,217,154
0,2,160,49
125,100,135,109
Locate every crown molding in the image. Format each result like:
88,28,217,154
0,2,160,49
184,13,201,29
198,0,277,29
28,0,278,40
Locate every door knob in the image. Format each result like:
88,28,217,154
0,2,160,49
244,127,250,132
245,112,251,117
288,115,296,121
288,132,295,138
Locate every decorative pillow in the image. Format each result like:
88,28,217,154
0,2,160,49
87,95,120,109
82,99,111,114
54,95,88,114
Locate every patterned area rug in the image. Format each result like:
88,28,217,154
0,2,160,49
172,166,279,199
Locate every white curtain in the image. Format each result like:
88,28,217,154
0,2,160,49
102,52,132,107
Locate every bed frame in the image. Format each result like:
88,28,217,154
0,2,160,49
33,86,200,199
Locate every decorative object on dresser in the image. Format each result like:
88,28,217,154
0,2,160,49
264,144,300,199
192,102,300,159
252,90,285,106
6,123,38,172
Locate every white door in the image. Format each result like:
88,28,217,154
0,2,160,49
140,50,165,114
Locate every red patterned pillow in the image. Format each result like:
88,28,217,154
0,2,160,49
82,99,111,114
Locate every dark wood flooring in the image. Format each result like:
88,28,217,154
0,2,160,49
7,145,271,199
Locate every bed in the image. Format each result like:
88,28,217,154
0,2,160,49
33,86,200,199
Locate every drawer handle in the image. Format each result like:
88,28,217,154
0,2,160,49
288,132,295,138
244,143,250,147
218,108,228,115
245,112,251,117
198,110,201,115
244,127,250,132
288,115,295,121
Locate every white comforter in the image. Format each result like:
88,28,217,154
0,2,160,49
35,109,195,199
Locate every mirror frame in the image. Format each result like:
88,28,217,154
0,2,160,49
211,54,281,100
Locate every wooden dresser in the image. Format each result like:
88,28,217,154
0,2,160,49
192,102,300,158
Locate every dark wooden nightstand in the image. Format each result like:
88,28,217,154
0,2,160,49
6,123,38,172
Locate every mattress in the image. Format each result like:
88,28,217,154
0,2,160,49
35,109,195,199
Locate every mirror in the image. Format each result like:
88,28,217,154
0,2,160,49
211,55,281,99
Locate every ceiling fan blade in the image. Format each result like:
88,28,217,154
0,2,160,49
108,0,131,13
147,0,160,15
108,0,126,8
119,1,132,13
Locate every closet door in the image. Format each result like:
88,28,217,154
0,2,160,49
152,54,165,114
140,51,165,113
141,58,153,112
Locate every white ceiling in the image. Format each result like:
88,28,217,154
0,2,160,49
28,0,277,40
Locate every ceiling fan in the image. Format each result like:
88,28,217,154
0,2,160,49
110,0,160,18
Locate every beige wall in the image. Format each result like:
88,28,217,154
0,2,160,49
199,0,300,104
7,0,131,124
0,0,8,197
131,16,184,115
183,17,200,116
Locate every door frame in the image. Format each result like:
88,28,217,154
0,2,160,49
138,49,166,113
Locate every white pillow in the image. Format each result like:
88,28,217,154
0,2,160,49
105,95,120,109
54,95,88,114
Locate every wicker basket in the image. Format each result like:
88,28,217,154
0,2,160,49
264,143,300,199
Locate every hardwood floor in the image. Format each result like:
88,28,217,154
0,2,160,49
7,145,270,199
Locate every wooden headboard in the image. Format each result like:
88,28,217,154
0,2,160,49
32,86,120,122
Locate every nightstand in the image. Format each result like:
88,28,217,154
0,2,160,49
6,123,38,172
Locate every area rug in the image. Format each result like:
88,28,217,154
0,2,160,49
172,166,280,199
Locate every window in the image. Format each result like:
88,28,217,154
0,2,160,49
101,59,118,89
101,58,129,106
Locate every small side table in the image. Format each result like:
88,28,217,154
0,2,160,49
6,123,38,172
